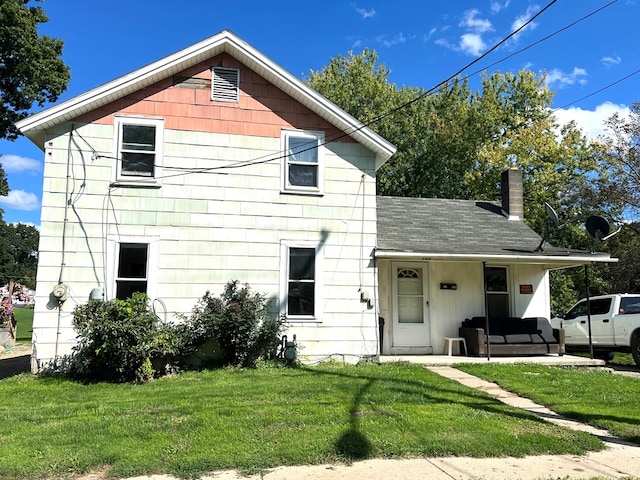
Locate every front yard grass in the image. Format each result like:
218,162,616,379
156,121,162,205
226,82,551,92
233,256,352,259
0,362,604,480
12,307,33,344
458,363,640,444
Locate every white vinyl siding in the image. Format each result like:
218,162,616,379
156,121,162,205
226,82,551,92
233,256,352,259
33,124,379,364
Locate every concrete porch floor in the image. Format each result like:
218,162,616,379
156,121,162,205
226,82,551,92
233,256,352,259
377,353,606,366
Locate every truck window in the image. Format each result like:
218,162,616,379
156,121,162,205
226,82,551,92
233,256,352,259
619,297,640,314
564,298,611,319
564,301,587,320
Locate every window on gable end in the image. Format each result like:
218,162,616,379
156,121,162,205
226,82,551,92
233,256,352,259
281,130,324,194
211,67,240,102
114,116,164,184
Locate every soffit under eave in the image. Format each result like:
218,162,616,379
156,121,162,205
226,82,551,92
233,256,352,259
374,250,615,265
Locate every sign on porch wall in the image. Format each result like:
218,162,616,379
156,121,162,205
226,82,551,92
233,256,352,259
519,284,534,294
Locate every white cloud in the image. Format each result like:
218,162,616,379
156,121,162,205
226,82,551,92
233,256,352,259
553,101,630,140
511,5,539,36
545,67,588,89
353,5,375,19
490,1,511,14
0,190,40,211
376,33,410,48
460,9,493,33
0,154,41,174
459,33,486,56
601,55,621,67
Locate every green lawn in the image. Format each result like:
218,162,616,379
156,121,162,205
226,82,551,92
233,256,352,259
459,363,640,444
12,307,33,344
0,362,604,480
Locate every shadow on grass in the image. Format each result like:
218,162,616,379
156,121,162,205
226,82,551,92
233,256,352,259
293,362,573,461
335,379,374,459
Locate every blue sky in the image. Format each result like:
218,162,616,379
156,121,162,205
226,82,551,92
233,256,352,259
1,0,638,227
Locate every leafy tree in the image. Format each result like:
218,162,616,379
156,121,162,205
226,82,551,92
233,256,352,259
307,50,619,312
0,222,38,288
595,101,640,219
0,0,70,140
602,222,640,293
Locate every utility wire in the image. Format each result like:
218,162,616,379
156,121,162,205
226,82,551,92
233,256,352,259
553,67,640,111
80,0,624,181
152,0,562,181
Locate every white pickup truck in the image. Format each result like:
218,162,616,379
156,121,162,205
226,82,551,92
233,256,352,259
551,293,640,366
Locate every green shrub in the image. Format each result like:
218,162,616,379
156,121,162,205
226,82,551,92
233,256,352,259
185,280,284,367
70,293,181,382
42,282,283,382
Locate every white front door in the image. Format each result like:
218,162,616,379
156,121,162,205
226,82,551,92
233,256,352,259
392,264,430,351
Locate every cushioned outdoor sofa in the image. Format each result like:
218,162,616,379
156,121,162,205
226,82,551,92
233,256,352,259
459,316,565,357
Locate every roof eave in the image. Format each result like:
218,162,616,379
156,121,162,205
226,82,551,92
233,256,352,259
374,249,616,266
16,30,397,165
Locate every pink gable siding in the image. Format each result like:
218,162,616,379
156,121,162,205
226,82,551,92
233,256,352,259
74,53,354,142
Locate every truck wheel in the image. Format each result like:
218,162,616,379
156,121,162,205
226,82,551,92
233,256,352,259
632,333,640,367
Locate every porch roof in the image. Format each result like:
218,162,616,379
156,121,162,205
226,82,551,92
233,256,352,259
375,196,614,267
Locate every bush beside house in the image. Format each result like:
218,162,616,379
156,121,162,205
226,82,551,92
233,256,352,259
46,281,285,383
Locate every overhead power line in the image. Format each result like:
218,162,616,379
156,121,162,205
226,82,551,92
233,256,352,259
94,0,623,181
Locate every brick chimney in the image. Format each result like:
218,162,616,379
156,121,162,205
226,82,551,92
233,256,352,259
501,169,523,220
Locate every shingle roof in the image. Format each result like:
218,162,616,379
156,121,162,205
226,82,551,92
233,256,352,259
376,196,609,261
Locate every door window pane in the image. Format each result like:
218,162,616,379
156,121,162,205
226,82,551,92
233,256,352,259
398,268,423,324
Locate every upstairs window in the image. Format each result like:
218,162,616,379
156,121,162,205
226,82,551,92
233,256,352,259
114,116,164,182
282,130,324,194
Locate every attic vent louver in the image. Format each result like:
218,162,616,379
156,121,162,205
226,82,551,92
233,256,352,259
211,67,239,102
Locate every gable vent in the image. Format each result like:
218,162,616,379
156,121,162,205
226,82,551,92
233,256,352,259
211,67,240,102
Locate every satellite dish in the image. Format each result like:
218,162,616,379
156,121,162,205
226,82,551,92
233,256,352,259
586,216,610,240
535,202,562,252
545,202,560,228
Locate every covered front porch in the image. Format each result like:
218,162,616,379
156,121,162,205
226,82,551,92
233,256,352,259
375,180,615,358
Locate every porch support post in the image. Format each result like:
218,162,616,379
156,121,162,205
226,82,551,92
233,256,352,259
482,261,491,361
585,264,594,359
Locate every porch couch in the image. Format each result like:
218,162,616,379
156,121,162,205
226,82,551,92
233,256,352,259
459,316,565,356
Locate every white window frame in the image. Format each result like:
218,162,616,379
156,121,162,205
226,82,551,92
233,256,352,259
281,129,324,195
113,116,164,185
106,235,159,301
484,265,511,318
279,240,324,322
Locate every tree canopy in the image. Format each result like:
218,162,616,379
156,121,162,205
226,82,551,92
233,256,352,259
0,0,70,140
306,49,628,311
0,222,38,289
